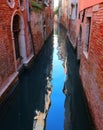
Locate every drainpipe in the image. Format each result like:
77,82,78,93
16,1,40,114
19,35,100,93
26,0,35,56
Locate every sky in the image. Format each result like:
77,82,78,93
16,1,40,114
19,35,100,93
54,0,59,8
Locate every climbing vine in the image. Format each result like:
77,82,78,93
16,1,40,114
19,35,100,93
30,0,43,11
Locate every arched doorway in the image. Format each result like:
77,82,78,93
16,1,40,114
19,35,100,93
77,26,82,60
12,14,27,70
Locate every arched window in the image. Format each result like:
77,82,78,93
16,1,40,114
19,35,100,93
7,0,15,8
12,13,27,69
13,15,20,59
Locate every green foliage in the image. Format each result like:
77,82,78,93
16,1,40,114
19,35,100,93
54,7,59,15
30,0,43,11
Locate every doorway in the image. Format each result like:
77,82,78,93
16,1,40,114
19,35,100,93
12,14,27,70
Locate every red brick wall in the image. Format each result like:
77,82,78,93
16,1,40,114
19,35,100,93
0,0,19,89
0,22,15,88
0,1,53,98
45,7,53,39
68,19,77,48
79,0,103,11
59,0,78,48
30,6,53,55
0,0,33,92
79,3,103,130
30,11,44,55
60,17,78,48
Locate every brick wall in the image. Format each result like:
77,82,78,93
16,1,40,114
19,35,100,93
59,0,78,48
30,6,53,55
45,7,53,39
60,14,68,29
79,3,103,129
79,0,103,11
0,0,19,90
30,11,44,55
68,19,77,48
0,0,53,99
0,0,33,97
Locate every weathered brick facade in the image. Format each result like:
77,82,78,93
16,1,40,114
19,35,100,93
79,0,103,11
30,11,44,54
30,5,53,55
79,3,103,130
59,0,78,48
59,0,68,29
45,6,53,39
59,0,103,129
0,0,53,101
0,0,29,99
68,19,77,48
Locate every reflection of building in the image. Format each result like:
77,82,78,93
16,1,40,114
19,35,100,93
59,0,78,48
33,77,52,130
0,0,53,102
57,25,67,61
59,0,68,28
33,40,53,129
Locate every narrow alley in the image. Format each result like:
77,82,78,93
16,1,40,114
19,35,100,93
0,23,94,130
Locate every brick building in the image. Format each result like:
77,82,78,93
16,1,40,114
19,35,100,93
0,0,53,102
59,0,103,129
78,1,103,129
30,0,53,54
59,0,68,28
59,0,78,49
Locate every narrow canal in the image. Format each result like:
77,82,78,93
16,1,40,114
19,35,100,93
0,24,94,130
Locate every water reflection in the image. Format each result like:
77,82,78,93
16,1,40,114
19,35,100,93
33,77,52,130
53,23,94,130
0,23,94,130
63,57,72,130
45,23,67,130
0,34,54,130
56,24,73,130
62,27,94,130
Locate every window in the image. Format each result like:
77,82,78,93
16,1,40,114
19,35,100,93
75,4,78,19
19,0,24,10
84,17,91,55
71,3,77,20
7,0,15,8
13,15,20,59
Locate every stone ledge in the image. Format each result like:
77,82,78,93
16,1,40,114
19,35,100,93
0,72,18,103
24,54,35,68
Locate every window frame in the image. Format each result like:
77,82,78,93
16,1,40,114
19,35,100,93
83,16,92,59
7,0,15,8
19,0,24,11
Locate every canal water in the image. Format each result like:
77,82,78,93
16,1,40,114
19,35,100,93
0,24,94,130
